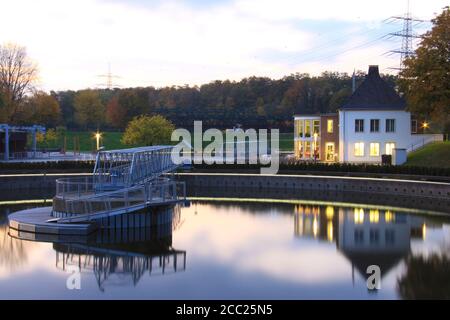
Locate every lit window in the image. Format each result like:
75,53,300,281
305,120,311,138
297,120,304,137
385,211,395,223
385,142,396,155
369,210,379,223
386,119,396,132
326,206,334,220
370,143,380,156
327,119,333,133
313,120,320,134
327,221,333,242
354,208,364,224
304,141,311,158
354,142,364,157
355,119,364,132
370,119,380,132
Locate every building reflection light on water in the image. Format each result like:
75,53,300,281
294,203,428,282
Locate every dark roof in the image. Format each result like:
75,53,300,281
342,251,407,278
341,65,406,110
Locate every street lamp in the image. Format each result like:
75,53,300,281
422,122,429,132
313,132,318,161
94,131,102,151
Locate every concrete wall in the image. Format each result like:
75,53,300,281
177,173,450,201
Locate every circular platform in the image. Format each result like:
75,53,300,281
8,207,97,236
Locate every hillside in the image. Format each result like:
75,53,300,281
406,141,450,168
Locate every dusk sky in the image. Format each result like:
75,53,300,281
0,0,447,91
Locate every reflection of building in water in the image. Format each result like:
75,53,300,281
294,204,426,279
294,205,339,242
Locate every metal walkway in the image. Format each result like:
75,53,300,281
51,146,185,224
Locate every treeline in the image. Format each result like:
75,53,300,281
52,71,397,132
3,71,398,132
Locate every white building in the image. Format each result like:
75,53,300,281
294,66,442,164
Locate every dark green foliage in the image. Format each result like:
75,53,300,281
0,161,95,172
1,160,448,177
192,162,450,177
52,71,391,132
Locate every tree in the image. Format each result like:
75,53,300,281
0,43,38,123
36,128,58,149
26,91,61,127
399,7,450,130
106,95,126,128
122,115,175,146
256,97,266,117
73,90,105,129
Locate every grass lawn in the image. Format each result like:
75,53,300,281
37,131,295,152
405,141,450,168
38,131,126,152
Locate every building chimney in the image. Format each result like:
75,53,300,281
368,65,380,77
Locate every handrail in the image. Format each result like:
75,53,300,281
54,180,186,223
406,135,442,153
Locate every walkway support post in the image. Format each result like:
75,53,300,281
4,126,9,161
32,126,37,158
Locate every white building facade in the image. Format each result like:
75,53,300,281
294,65,442,164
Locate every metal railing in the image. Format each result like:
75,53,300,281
406,134,443,153
54,178,186,223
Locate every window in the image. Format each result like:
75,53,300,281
385,229,395,245
385,142,396,155
354,230,364,245
411,120,417,134
304,141,311,158
386,119,396,132
370,229,379,245
355,119,364,132
370,119,380,132
327,119,334,133
313,142,320,160
305,120,311,138
313,120,320,135
325,142,335,162
354,142,364,157
297,120,304,137
296,141,303,158
370,143,380,156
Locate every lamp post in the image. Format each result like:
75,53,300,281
95,131,102,151
422,122,429,133
313,132,318,161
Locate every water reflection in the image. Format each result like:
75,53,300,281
1,200,450,299
294,205,426,278
398,251,450,299
5,204,187,292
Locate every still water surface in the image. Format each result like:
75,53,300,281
1,200,449,299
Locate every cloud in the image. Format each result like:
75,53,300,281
0,0,446,90
235,0,448,22
175,204,351,283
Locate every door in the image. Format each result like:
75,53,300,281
325,142,335,162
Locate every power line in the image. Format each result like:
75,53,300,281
386,0,427,71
